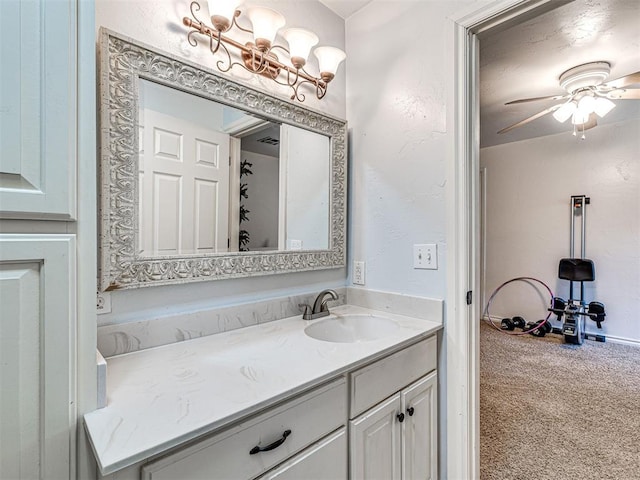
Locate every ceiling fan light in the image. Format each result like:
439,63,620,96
553,101,576,123
594,97,616,117
577,95,596,115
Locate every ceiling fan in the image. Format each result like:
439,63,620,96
498,61,640,136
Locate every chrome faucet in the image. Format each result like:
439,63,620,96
300,289,339,320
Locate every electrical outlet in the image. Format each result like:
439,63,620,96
353,261,365,285
97,291,112,314
414,244,438,270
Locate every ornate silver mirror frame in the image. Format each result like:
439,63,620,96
98,29,347,291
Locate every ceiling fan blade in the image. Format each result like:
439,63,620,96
605,88,640,100
604,71,640,89
497,104,560,134
505,94,567,105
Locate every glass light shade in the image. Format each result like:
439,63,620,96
314,46,346,75
594,97,616,117
282,28,319,64
207,0,239,23
552,101,576,123
245,6,285,44
577,95,596,115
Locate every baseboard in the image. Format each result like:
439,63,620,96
601,334,640,347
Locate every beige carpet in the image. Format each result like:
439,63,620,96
480,321,640,480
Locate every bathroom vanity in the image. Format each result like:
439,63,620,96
85,305,441,479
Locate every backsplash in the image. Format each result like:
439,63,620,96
98,288,347,357
97,287,443,358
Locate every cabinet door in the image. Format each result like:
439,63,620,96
350,393,402,480
257,428,347,480
0,0,77,219
0,235,76,479
401,372,437,480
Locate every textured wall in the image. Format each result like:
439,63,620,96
346,0,464,300
481,119,640,343
96,0,347,326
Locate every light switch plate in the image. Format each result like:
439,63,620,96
414,244,438,270
353,261,365,285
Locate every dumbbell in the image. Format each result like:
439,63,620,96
552,297,566,320
500,316,526,331
527,319,552,337
587,301,606,328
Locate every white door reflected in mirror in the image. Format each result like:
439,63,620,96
137,79,331,256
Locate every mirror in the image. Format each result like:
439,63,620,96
137,79,331,256
99,29,346,290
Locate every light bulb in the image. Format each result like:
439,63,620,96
552,101,576,123
282,28,318,69
313,46,346,83
207,0,239,31
594,97,616,117
245,6,285,51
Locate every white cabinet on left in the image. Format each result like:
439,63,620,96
0,235,76,479
0,0,78,220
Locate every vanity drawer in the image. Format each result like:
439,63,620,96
349,336,437,418
141,378,346,480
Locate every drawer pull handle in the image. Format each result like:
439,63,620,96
249,430,292,455
397,413,405,423
407,407,415,416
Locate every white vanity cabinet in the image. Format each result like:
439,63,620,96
90,324,441,480
349,337,438,480
256,428,347,480
141,378,347,480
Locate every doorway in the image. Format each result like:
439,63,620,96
446,1,572,478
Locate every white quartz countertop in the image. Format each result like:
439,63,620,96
84,305,442,475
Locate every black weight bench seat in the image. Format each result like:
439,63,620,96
558,258,595,282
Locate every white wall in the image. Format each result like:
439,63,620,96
242,150,279,250
283,125,330,250
481,119,640,343
346,0,483,299
96,0,347,326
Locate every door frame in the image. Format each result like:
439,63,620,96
446,1,571,478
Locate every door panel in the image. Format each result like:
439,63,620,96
350,393,402,480
0,235,75,479
140,109,230,255
401,372,438,480
0,0,77,219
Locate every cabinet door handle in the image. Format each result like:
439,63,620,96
407,407,415,416
249,430,292,455
397,413,405,423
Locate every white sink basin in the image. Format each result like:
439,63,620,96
304,314,400,343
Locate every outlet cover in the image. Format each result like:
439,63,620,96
414,244,438,270
353,261,365,285
97,291,112,314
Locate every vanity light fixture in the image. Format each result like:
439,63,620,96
182,1,346,102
